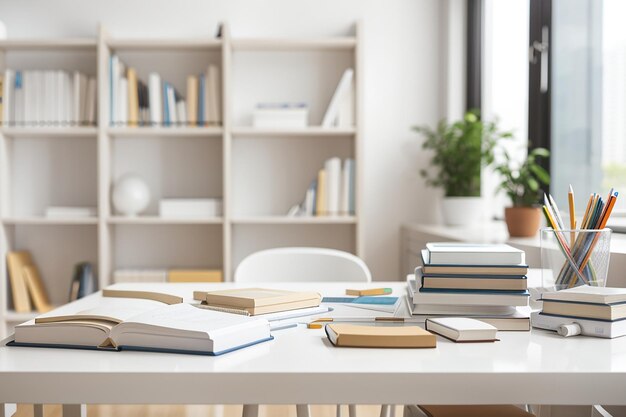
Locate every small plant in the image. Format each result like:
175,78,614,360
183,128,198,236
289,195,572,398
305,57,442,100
494,147,550,207
413,110,512,197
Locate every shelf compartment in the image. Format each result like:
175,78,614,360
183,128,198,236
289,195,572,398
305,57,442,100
107,38,222,51
1,127,98,137
108,216,223,225
3,217,98,225
231,127,355,137
232,38,356,51
231,216,356,225
111,224,222,271
107,126,223,138
0,39,97,51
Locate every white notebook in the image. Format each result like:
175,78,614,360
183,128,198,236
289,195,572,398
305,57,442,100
425,317,498,342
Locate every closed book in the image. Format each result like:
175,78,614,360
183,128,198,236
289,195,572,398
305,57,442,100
194,288,321,316
421,250,528,276
6,252,33,313
337,76,355,127
127,67,139,126
14,71,23,125
322,68,354,127
148,73,162,125
3,70,14,125
22,265,52,313
176,100,187,125
541,285,626,304
421,275,528,291
207,64,221,125
417,405,533,417
118,77,128,125
531,311,626,338
198,73,205,125
113,269,168,284
325,157,341,215
85,77,97,125
167,84,177,124
14,301,271,356
186,75,198,126
325,323,436,348
110,55,119,124
408,274,528,307
425,317,498,342
159,198,223,218
45,206,97,218
168,269,222,283
316,169,327,215
541,299,626,321
426,243,525,265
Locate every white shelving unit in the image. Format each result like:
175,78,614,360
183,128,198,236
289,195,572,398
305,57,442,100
0,22,363,337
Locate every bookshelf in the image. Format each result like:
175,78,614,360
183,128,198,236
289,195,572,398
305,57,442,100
0,22,363,337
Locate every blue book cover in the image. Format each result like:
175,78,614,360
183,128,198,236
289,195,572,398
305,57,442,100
198,74,205,125
418,288,530,296
322,296,398,305
423,273,527,279
163,82,169,125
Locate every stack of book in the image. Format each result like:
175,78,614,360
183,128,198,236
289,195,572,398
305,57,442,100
1,69,97,126
253,103,309,128
288,157,355,217
109,55,221,127
406,243,531,331
532,285,626,338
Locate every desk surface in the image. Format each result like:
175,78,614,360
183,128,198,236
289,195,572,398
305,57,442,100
1,281,626,406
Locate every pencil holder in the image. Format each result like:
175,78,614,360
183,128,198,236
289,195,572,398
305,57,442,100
541,228,612,291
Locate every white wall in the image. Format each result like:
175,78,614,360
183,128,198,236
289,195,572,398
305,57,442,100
0,0,443,281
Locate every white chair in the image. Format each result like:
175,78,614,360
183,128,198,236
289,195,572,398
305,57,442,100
235,247,374,417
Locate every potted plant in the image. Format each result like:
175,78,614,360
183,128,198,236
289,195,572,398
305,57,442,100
413,110,512,225
494,147,550,237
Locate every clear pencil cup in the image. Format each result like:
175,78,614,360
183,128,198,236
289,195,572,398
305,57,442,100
540,228,612,291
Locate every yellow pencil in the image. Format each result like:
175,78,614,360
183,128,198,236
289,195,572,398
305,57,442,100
568,185,576,246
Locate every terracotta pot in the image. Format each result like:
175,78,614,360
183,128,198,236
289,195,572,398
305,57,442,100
504,206,542,237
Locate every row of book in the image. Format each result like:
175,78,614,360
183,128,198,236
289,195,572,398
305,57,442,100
6,251,52,314
1,70,97,126
289,157,355,217
109,55,221,127
407,243,531,331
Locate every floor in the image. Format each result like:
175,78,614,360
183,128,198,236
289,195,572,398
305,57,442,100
15,405,400,417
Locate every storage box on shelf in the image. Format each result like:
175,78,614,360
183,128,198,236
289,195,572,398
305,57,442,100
0,22,363,337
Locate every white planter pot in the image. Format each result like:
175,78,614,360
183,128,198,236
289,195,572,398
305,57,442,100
441,196,483,226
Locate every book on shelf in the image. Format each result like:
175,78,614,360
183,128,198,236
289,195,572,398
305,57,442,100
113,269,168,284
12,298,272,356
531,311,626,338
325,323,436,348
2,69,97,126
252,103,309,128
45,206,97,219
6,251,52,313
109,57,221,127
425,242,525,265
193,288,321,316
322,68,354,128
168,269,223,283
420,250,528,276
159,198,223,218
425,317,498,342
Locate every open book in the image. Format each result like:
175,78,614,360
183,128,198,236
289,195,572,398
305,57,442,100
12,296,272,355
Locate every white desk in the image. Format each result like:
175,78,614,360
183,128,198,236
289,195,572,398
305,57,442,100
1,281,626,415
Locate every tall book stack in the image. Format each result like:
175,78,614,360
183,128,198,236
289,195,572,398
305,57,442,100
406,243,531,331
532,286,626,338
109,55,221,127
1,69,97,126
288,157,355,217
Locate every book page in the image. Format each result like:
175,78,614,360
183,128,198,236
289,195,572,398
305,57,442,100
36,298,165,324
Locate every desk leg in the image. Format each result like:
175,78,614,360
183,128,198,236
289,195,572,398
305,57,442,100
62,404,86,417
349,405,357,417
242,405,259,417
296,405,310,417
33,404,44,417
0,403,17,417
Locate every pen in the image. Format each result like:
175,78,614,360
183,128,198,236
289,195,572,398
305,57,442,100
568,185,576,247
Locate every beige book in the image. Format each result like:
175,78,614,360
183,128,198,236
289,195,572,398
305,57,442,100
417,405,533,417
22,265,52,313
541,300,626,321
194,288,321,316
168,269,222,283
102,288,183,305
186,75,198,126
325,324,436,348
6,251,33,313
422,276,527,291
127,67,139,126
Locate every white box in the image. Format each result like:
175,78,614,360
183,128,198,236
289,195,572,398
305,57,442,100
159,198,223,218
253,104,309,128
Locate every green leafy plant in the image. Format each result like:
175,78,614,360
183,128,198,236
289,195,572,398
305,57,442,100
494,147,550,207
413,110,512,197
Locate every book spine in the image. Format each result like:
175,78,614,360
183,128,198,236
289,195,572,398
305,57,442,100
148,73,162,126
187,75,198,126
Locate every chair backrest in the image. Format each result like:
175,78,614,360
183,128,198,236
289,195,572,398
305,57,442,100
234,247,372,283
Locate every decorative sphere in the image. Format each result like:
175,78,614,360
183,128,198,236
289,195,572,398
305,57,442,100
112,173,151,216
